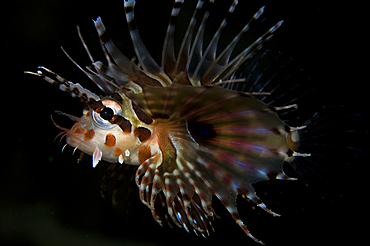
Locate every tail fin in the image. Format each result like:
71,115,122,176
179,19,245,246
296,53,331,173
289,104,369,199
229,46,368,200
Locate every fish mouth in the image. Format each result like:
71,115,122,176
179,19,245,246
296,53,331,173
50,110,80,135
50,111,86,150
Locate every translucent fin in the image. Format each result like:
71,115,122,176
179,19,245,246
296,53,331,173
92,146,102,168
25,66,100,102
287,105,369,198
162,0,185,75
210,20,283,83
124,0,172,86
93,16,163,87
93,17,135,78
191,0,239,84
187,0,214,86
64,1,284,92
174,0,204,83
129,84,294,243
92,38,130,88
76,26,118,93
202,6,265,84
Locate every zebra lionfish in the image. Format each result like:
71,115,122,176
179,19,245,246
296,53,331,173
26,0,328,244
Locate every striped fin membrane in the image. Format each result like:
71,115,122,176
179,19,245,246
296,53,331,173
89,0,282,89
24,66,100,102
128,83,300,243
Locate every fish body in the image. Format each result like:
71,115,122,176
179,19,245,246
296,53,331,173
47,74,301,241
25,0,354,244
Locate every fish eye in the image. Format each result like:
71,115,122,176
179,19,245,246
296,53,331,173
91,99,122,129
100,107,114,121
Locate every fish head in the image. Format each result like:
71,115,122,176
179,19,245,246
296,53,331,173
56,94,143,167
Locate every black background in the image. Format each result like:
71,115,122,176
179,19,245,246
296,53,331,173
3,0,367,245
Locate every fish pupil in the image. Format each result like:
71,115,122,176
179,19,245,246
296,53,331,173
100,107,114,121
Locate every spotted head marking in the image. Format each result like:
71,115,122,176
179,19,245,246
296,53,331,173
26,66,155,168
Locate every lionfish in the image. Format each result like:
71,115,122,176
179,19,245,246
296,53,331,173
26,0,353,244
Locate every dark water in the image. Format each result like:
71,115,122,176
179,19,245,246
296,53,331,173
4,0,367,245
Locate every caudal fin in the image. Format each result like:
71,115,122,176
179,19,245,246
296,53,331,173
289,104,369,199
